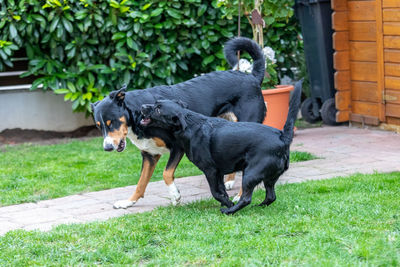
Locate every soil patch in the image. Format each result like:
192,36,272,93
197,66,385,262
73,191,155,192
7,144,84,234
0,126,101,145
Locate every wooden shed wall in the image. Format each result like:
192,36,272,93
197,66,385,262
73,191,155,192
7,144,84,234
383,0,400,125
332,0,400,127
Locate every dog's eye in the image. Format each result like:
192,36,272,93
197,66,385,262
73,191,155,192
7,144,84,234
155,107,161,114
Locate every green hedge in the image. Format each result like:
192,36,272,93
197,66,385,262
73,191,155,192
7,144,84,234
0,0,301,113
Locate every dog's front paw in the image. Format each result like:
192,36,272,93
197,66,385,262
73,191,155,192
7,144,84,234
113,199,136,209
168,183,181,206
232,194,241,203
220,207,233,215
224,180,235,190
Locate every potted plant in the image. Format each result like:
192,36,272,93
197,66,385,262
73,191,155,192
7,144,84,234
217,0,298,130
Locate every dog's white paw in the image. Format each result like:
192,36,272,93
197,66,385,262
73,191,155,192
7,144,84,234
113,199,136,209
232,194,241,203
168,183,181,206
224,180,235,190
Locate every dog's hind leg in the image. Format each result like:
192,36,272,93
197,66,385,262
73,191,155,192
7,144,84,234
218,112,238,191
113,152,160,209
259,182,276,206
224,173,236,190
221,174,259,215
232,187,242,202
163,147,184,205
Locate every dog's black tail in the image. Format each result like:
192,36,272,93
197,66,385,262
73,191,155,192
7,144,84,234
281,80,303,146
224,37,265,84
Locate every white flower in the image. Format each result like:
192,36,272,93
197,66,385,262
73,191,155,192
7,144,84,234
232,47,276,73
263,46,276,64
232,58,253,73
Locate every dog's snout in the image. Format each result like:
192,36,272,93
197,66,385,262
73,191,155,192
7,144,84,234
104,143,114,151
103,136,116,151
141,104,153,115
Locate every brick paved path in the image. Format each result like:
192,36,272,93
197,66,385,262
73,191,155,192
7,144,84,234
1,126,399,235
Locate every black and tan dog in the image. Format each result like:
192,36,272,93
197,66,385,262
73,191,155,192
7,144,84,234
91,37,266,209
140,80,302,214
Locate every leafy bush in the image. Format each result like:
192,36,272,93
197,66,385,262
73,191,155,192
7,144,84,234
0,0,301,113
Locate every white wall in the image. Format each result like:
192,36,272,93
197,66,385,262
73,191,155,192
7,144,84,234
0,89,94,132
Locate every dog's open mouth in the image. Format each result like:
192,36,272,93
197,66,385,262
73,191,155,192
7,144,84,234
140,117,151,126
117,139,126,152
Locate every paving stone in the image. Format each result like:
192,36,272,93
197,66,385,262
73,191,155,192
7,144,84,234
37,195,90,207
0,203,39,215
49,198,101,211
0,220,22,235
10,208,71,225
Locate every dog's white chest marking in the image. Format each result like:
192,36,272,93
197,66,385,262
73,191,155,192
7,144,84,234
127,130,170,155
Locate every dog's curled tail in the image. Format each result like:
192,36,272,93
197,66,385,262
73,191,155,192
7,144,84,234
281,80,303,146
224,37,265,84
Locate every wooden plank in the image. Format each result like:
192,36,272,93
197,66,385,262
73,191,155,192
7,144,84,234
331,0,347,11
351,81,380,102
348,1,376,21
385,76,400,89
386,103,400,117
350,62,378,82
349,22,377,41
335,90,351,110
332,11,348,31
385,89,400,104
376,0,386,122
336,110,350,122
334,71,351,90
350,113,380,125
383,9,400,22
385,49,400,63
383,0,400,8
350,42,377,61
333,32,349,51
352,101,380,117
385,63,400,77
383,22,400,35
386,116,400,126
384,36,400,48
334,51,350,70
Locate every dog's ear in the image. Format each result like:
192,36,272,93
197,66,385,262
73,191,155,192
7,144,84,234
173,112,187,131
172,100,188,109
90,100,100,113
109,84,127,105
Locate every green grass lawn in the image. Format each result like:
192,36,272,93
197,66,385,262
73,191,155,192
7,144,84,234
0,137,315,206
1,172,399,266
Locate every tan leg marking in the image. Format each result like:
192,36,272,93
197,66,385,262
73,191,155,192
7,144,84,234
128,154,161,201
163,153,184,185
218,112,239,189
163,168,175,186
218,112,238,122
238,187,242,197
225,172,236,183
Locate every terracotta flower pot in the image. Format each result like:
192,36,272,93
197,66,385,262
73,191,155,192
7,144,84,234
262,84,294,130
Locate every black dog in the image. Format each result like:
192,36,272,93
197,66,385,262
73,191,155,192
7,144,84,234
140,80,302,214
91,37,266,209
